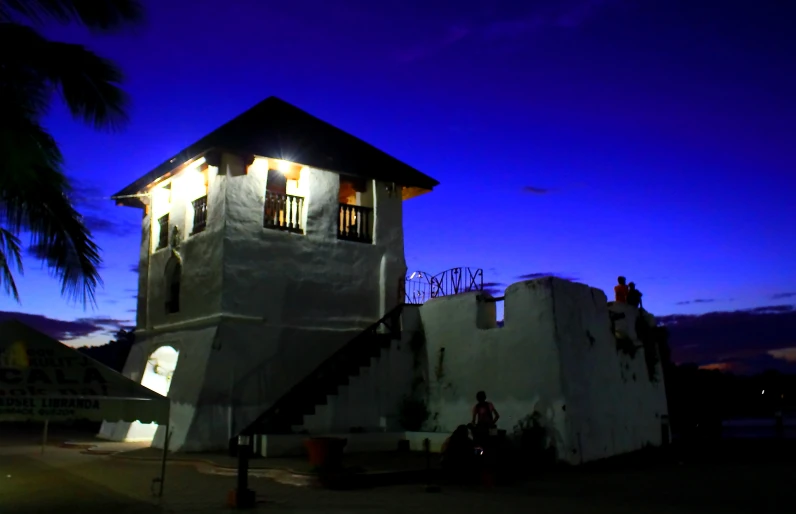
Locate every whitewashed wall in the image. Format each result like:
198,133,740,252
102,151,409,451
297,306,421,434
418,277,669,465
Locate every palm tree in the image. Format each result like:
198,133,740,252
0,1,143,308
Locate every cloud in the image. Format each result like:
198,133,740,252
699,351,796,375
73,316,134,334
772,292,796,299
660,305,796,374
481,281,506,297
70,179,137,237
0,311,131,341
397,0,616,63
522,186,551,194
768,347,796,363
674,298,716,305
517,272,579,282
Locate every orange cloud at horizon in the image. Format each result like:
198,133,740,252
699,362,734,372
768,347,796,362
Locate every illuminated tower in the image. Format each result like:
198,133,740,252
98,97,438,451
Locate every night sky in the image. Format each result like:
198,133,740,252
1,0,794,373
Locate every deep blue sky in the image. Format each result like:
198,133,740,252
1,0,794,372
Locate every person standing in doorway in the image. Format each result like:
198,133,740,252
615,276,629,303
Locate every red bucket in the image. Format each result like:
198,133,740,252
304,437,347,470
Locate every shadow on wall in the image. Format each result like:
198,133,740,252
511,406,562,467
610,305,667,384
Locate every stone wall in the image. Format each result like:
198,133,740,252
103,152,410,451
297,306,421,434
416,277,669,465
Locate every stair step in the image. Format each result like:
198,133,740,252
242,305,406,437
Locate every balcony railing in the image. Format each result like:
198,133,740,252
191,196,207,234
264,191,304,233
338,204,373,244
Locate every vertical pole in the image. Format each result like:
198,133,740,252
229,434,255,509
41,419,49,455
237,435,250,493
423,437,440,493
424,437,430,482
158,426,171,498
661,414,671,447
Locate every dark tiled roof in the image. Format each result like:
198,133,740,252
113,96,439,199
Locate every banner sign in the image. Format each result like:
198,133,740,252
0,397,101,418
0,340,110,418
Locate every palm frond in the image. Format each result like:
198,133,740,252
0,107,103,308
0,228,24,302
0,24,129,131
1,0,143,31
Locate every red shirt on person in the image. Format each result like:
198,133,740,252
614,284,629,303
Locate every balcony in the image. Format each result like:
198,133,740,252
338,204,373,244
264,191,304,233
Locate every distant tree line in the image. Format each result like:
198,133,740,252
659,336,796,435
78,328,134,372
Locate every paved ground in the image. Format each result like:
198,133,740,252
2,424,795,513
2,443,795,514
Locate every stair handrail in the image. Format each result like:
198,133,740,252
238,304,405,436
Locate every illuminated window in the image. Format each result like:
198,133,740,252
157,214,169,249
191,196,208,234
337,175,373,244
264,168,304,233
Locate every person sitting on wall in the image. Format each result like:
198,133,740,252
440,425,478,482
472,390,500,446
615,276,629,303
627,282,643,309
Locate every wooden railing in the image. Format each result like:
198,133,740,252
338,204,373,243
264,191,304,233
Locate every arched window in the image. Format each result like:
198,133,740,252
165,257,181,314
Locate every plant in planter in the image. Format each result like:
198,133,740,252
397,395,429,432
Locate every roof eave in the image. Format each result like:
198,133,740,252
112,146,440,209
112,148,221,208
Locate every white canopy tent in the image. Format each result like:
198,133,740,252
0,320,172,496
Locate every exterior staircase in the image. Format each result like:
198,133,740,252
238,304,405,439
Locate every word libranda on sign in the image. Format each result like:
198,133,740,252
0,396,101,418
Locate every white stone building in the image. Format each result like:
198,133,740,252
100,97,668,464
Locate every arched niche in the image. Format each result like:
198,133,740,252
124,345,180,443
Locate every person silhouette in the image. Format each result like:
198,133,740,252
614,276,629,303
627,282,643,309
472,391,500,430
